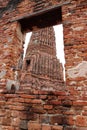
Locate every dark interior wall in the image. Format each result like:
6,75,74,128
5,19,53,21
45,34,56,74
19,7,62,32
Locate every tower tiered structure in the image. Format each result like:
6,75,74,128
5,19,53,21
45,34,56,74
21,27,64,90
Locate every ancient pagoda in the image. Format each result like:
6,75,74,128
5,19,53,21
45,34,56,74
21,27,64,90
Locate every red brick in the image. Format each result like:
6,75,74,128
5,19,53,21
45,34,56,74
32,105,46,114
31,99,42,104
11,111,20,118
0,101,5,105
73,101,87,106
33,90,39,95
62,100,72,107
40,95,47,99
44,105,53,110
12,98,25,103
51,125,63,130
20,94,36,99
40,115,49,124
23,99,32,103
2,126,15,130
38,90,48,95
50,115,63,125
50,100,61,105
0,110,6,116
63,116,74,126
64,126,77,130
76,116,87,127
11,117,20,127
0,0,87,130
8,105,25,111
28,121,41,130
2,117,11,125
76,128,87,130
42,124,51,130
53,91,66,96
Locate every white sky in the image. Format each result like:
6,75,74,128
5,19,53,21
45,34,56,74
54,24,65,67
23,32,32,58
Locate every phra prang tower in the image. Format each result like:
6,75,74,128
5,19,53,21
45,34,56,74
21,27,64,91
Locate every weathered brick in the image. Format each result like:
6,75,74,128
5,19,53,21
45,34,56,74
0,0,87,130
28,121,41,130
63,116,74,126
42,124,51,130
44,105,53,110
11,111,20,118
50,115,63,125
40,114,50,124
73,101,87,106
40,95,47,99
11,117,20,127
76,116,87,127
20,94,36,99
50,100,61,105
51,125,63,130
64,126,77,130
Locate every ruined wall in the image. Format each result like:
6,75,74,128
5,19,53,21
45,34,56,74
0,0,87,130
63,1,87,129
0,0,68,82
0,88,67,130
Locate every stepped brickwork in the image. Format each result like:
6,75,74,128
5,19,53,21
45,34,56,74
21,27,64,91
0,0,87,130
23,27,63,82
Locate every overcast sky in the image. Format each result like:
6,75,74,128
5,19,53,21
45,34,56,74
54,24,65,66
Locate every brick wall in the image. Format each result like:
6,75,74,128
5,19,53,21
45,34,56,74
0,0,87,130
0,84,67,130
62,0,87,129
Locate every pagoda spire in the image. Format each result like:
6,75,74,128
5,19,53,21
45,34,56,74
26,27,56,57
21,26,64,89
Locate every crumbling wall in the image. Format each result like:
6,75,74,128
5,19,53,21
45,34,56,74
63,0,87,129
0,0,87,130
0,87,67,130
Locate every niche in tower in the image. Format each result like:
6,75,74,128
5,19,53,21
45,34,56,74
26,59,31,71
